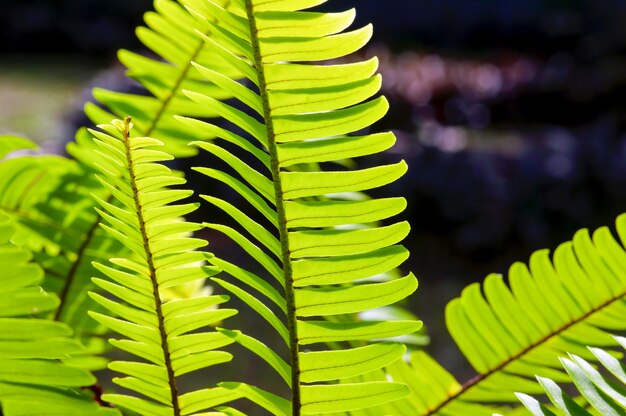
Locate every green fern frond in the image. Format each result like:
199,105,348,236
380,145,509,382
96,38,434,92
178,1,421,414
87,0,242,157
0,213,120,416
88,118,239,416
517,335,626,415
380,214,626,415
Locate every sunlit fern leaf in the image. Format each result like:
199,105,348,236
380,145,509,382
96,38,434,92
0,213,120,416
179,1,421,414
358,306,430,348
393,214,626,415
65,129,197,342
86,0,243,157
517,335,626,416
88,118,240,416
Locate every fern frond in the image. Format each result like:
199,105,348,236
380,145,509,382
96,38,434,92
88,118,238,416
87,0,242,157
383,214,626,415
179,1,421,414
517,336,626,415
0,213,119,416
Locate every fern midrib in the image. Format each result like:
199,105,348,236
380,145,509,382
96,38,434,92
121,116,181,415
144,38,205,137
425,288,626,415
145,0,232,137
55,35,207,322
53,218,100,321
244,1,301,414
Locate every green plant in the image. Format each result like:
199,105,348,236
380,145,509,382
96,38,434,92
2,0,626,415
517,335,626,416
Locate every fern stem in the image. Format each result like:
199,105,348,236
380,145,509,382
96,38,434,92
145,41,204,137
53,217,100,321
426,289,626,415
144,0,229,137
244,2,301,413
121,116,181,416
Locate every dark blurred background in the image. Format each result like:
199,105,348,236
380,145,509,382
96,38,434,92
3,0,626,380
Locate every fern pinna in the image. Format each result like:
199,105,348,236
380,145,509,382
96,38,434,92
169,0,421,414
88,118,240,416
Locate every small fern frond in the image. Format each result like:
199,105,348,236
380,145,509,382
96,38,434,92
0,213,120,416
88,118,239,416
387,214,626,415
517,336,626,415
179,1,421,414
87,0,241,157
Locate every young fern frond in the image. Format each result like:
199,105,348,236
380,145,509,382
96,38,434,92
87,0,242,157
0,214,119,416
517,336,626,415
369,214,626,415
179,1,421,414
88,118,239,416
